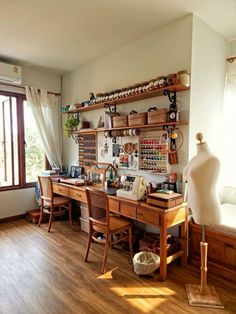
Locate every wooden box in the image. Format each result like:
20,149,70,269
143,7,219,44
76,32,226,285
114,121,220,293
147,109,167,124
128,112,147,126
26,209,47,224
113,115,128,128
147,192,183,208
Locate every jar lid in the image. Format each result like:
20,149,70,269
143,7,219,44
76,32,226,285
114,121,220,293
177,70,188,74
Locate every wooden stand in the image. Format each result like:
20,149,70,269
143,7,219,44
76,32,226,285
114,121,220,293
186,226,223,309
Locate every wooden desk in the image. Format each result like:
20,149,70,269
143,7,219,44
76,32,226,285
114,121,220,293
53,182,187,281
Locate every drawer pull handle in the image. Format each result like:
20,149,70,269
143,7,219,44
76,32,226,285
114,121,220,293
77,194,82,197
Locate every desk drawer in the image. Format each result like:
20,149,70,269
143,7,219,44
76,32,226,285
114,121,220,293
53,185,69,197
137,208,159,226
69,189,87,203
109,199,119,213
120,203,136,219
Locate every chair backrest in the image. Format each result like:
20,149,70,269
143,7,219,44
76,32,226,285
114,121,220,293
85,188,110,227
38,176,53,202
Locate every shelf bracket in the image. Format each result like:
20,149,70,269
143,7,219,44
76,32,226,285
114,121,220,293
71,134,80,144
164,90,177,110
104,103,117,112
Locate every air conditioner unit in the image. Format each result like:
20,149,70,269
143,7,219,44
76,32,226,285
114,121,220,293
0,62,22,84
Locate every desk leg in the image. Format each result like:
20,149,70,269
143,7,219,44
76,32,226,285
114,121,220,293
180,211,188,267
159,222,167,281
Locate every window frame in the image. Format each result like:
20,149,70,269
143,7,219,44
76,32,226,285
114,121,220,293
0,90,46,191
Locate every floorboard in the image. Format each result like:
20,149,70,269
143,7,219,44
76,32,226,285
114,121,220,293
0,220,235,314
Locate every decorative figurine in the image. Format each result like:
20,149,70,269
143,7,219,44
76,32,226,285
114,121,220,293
89,92,95,100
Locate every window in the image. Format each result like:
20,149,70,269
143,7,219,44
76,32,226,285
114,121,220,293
0,91,45,190
223,61,236,188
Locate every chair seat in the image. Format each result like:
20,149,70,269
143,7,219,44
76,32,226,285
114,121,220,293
45,196,71,207
109,216,131,233
94,216,131,234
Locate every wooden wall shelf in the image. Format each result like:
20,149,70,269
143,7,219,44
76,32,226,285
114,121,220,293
70,121,188,135
64,84,189,114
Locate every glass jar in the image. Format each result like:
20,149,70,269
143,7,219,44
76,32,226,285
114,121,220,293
177,70,190,87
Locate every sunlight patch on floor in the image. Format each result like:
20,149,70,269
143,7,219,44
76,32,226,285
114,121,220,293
97,267,119,279
110,286,176,313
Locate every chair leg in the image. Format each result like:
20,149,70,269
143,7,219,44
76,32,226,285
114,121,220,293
111,235,114,249
38,205,43,227
48,207,54,232
84,226,92,262
128,226,134,261
59,206,62,221
101,233,110,274
68,202,72,227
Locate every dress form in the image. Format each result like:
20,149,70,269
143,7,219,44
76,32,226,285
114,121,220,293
184,133,221,225
185,133,223,308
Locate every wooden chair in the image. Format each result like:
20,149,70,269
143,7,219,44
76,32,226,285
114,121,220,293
38,176,72,232
84,187,133,274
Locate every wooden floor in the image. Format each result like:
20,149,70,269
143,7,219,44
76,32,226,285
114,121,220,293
0,220,235,314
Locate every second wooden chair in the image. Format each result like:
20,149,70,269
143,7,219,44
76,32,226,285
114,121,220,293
38,176,72,232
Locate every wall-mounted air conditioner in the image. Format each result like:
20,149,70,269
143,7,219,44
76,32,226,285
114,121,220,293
0,62,22,84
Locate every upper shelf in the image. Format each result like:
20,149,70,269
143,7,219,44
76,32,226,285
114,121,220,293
64,84,190,114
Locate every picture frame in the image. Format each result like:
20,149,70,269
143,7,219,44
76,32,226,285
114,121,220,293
70,166,82,178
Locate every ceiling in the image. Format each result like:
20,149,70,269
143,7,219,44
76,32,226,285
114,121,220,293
0,0,235,74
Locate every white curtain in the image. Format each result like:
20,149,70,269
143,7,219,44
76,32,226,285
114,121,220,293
25,86,62,169
223,61,236,187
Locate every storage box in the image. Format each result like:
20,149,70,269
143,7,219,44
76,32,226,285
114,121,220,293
128,112,147,126
147,109,167,124
80,217,89,233
139,234,179,257
80,205,89,220
113,115,128,128
26,209,47,224
147,192,184,208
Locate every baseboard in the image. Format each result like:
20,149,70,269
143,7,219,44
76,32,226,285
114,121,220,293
0,213,26,224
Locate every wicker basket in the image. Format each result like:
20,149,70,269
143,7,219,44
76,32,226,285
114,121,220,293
128,112,147,126
147,109,167,124
113,115,128,128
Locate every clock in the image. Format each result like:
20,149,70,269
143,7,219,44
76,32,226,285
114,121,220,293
168,110,179,122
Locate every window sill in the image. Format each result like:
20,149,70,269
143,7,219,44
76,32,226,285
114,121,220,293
0,183,36,192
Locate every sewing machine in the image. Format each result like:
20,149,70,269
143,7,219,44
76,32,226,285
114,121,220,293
116,175,146,201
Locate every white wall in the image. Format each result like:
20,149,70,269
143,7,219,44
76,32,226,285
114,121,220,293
62,15,193,183
22,66,61,93
230,40,236,55
0,66,61,219
189,15,228,159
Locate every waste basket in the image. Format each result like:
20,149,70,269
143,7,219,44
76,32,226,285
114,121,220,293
133,252,160,275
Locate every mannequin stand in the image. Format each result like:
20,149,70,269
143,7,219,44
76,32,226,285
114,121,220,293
186,226,224,308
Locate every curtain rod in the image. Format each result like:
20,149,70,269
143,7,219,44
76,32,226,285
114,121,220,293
227,56,236,63
0,81,61,96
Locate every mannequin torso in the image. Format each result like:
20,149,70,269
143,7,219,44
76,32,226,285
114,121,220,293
184,141,221,225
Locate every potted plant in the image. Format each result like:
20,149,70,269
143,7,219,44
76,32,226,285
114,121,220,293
64,114,80,137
